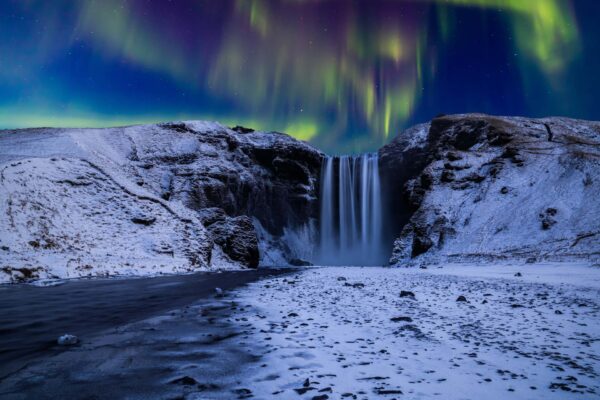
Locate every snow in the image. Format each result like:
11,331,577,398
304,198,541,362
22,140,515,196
0,123,243,283
230,264,600,398
391,115,600,266
385,122,430,153
426,147,600,259
1,264,598,398
401,122,429,151
0,157,211,283
404,261,600,289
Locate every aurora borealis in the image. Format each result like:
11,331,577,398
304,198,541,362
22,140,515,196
1,1,598,153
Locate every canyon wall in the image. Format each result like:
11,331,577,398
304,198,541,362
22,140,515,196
1,114,599,282
0,122,322,282
380,114,600,266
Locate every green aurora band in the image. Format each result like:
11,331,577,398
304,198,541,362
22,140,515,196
0,0,593,152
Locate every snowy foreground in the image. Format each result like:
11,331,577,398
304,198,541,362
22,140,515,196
1,264,599,399
236,264,600,399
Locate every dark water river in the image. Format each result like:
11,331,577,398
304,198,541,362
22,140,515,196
0,268,290,381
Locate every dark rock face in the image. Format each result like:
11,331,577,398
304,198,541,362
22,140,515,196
289,258,313,267
198,207,259,268
383,114,600,265
197,207,259,267
125,121,324,267
167,124,318,235
206,215,259,268
378,123,431,247
440,170,455,183
428,117,487,151
411,234,434,258
539,208,558,230
231,125,255,134
131,214,156,226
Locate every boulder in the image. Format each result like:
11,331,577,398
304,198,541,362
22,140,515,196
131,213,156,226
206,215,259,268
57,334,78,346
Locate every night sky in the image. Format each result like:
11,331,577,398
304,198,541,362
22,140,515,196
1,0,598,153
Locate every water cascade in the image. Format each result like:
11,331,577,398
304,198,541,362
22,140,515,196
317,154,385,265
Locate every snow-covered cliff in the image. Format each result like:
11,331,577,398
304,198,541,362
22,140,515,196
382,114,600,266
0,122,323,282
2,114,598,282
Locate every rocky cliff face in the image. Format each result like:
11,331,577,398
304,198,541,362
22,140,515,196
2,114,598,281
0,121,322,282
381,114,600,266
120,122,322,266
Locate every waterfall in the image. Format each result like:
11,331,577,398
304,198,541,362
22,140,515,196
317,153,385,265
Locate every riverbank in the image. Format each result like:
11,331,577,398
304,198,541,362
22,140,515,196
0,268,291,381
1,264,598,399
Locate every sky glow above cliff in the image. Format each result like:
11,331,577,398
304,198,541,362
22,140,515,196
0,0,598,152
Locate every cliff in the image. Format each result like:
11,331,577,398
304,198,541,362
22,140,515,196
0,121,322,282
381,114,600,266
2,114,599,282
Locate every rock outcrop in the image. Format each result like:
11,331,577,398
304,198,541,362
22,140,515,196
139,122,322,235
121,121,322,265
378,122,431,243
198,208,259,268
0,121,323,282
382,114,600,265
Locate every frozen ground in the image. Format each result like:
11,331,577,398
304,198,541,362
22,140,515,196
1,263,598,399
233,263,600,399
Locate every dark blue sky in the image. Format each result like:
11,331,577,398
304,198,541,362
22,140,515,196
1,0,598,153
